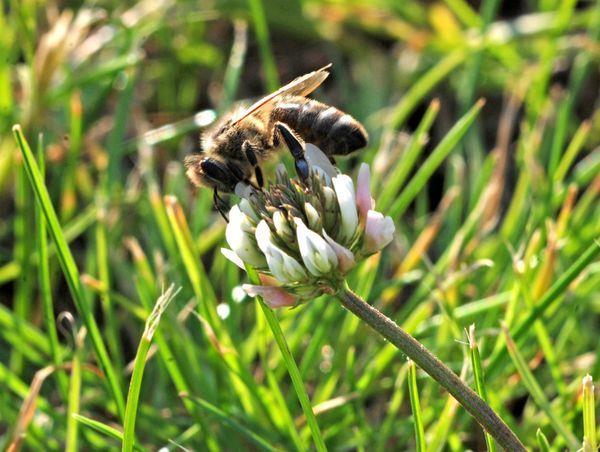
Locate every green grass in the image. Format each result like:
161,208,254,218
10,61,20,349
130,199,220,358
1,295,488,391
407,360,426,452
122,284,178,452
468,325,496,452
1,0,599,450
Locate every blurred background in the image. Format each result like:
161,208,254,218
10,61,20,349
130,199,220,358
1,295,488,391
1,0,599,450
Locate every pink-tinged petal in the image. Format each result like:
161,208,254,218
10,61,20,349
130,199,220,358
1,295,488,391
221,248,246,270
356,163,375,223
242,284,298,308
322,230,356,273
258,273,279,286
363,210,395,254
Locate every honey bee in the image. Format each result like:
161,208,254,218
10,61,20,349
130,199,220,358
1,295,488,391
185,64,368,218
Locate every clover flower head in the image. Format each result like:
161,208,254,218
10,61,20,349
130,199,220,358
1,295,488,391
222,145,395,308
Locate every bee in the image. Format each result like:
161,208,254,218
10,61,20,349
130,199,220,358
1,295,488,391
185,64,368,218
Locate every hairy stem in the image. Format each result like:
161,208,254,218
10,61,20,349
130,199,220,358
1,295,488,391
337,284,525,451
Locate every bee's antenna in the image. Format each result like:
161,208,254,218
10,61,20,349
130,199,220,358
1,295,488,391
213,189,229,222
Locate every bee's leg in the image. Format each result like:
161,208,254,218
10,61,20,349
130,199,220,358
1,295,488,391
242,141,264,189
254,166,264,188
275,122,309,181
213,188,230,222
243,141,259,166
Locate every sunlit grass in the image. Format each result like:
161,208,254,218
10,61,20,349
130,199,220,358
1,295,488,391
1,0,599,450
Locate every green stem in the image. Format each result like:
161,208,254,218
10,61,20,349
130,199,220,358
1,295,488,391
336,284,525,451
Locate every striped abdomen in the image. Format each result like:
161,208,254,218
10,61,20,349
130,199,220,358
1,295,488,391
271,96,368,156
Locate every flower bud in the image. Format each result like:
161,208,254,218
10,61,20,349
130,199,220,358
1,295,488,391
294,218,338,276
239,198,260,222
332,174,359,242
273,210,295,242
225,205,266,267
322,186,338,213
363,210,395,254
304,202,322,231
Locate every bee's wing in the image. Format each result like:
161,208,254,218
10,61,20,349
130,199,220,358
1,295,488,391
231,64,332,125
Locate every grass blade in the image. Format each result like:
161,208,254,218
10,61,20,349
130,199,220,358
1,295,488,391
183,394,280,451
536,428,551,451
427,393,459,452
12,124,126,420
389,99,484,219
582,375,596,452
66,329,84,452
407,360,426,452
12,134,35,375
389,49,467,130
377,99,440,211
468,325,496,452
488,241,600,376
553,120,592,185
259,301,327,451
246,265,326,451
248,0,279,92
74,414,143,452
220,20,248,112
35,134,67,396
122,285,177,452
95,202,124,371
501,323,578,448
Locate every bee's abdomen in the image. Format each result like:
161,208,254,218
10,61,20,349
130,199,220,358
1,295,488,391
272,96,368,156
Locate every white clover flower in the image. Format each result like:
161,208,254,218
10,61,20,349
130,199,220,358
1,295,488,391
225,205,266,267
255,220,308,283
272,210,294,242
363,210,395,255
294,218,338,276
332,174,359,242
304,202,322,230
239,198,260,222
221,144,395,308
305,143,339,180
